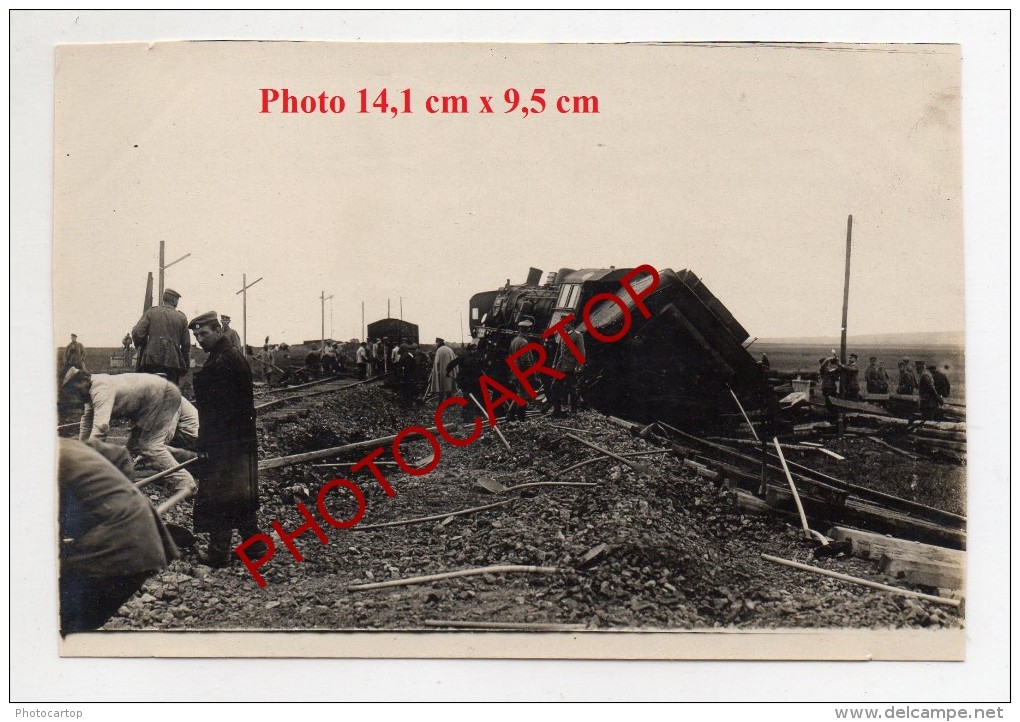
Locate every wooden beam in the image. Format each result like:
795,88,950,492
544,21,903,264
879,554,964,591
761,553,961,608
259,426,440,471
827,527,966,565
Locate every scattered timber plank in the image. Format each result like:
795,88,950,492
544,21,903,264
760,554,961,608
827,527,967,565
347,565,561,592
354,499,514,531
865,435,923,460
563,433,659,478
824,397,888,414
765,487,839,517
731,490,773,516
683,459,721,481
879,554,964,591
911,437,967,453
259,425,441,471
909,428,967,442
840,501,966,550
844,413,965,432
658,425,848,504
793,421,833,433
840,483,966,530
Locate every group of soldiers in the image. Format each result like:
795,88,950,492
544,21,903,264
58,287,263,633
817,350,953,420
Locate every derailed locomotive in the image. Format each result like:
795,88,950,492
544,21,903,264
469,266,769,425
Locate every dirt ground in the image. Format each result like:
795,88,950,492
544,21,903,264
99,383,965,633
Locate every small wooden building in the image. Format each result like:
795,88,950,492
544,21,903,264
366,318,419,345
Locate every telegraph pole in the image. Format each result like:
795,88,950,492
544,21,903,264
400,297,403,321
840,214,853,364
361,301,365,342
235,273,263,355
321,291,334,348
158,240,191,301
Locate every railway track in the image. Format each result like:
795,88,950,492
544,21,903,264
254,374,387,421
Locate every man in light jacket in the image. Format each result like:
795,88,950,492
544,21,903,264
61,368,196,493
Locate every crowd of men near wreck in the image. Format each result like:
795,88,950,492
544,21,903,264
813,350,952,420
55,286,588,634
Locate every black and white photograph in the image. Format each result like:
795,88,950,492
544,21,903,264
11,9,1010,708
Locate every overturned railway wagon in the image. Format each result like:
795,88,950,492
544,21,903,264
469,266,768,425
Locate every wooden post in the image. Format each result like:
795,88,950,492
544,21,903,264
840,214,853,364
158,240,165,301
235,274,262,356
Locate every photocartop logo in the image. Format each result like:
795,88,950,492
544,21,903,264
234,265,662,587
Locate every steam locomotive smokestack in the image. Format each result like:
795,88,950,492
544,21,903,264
526,267,543,286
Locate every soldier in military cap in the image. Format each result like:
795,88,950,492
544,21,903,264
132,288,190,385
220,315,243,352
188,311,262,567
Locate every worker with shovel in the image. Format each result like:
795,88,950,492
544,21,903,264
60,367,197,495
58,438,179,634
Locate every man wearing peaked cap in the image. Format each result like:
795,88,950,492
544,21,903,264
132,287,190,385
220,314,243,352
187,310,219,331
187,310,262,567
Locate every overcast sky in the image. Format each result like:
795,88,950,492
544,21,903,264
54,41,963,347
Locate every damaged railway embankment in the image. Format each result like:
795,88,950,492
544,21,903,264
107,382,965,632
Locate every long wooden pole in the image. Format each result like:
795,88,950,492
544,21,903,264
840,214,853,364
158,240,165,301
135,457,199,489
761,553,961,608
348,565,561,592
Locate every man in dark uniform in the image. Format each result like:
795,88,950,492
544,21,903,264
933,364,952,398
447,343,485,422
188,311,262,567
864,356,882,393
839,353,861,400
63,334,87,375
132,288,191,385
395,343,418,407
818,351,840,397
121,333,133,366
897,360,917,395
918,363,944,420
506,320,535,421
59,438,178,634
550,319,586,416
221,315,242,352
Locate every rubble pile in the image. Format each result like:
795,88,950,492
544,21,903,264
104,385,965,632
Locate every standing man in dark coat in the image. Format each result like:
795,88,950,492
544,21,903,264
188,312,262,567
63,334,87,374
132,288,191,384
447,343,485,423
221,315,243,352
839,353,861,400
864,356,882,393
918,364,944,421
933,364,952,398
506,320,535,421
